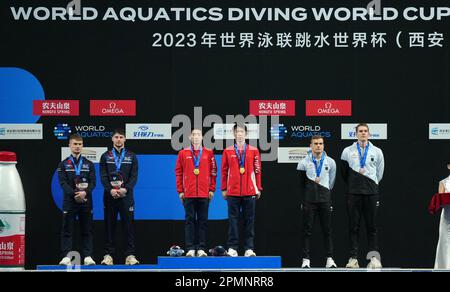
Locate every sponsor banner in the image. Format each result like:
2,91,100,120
53,123,71,140
277,147,310,163
54,124,113,140
270,124,288,140
213,123,259,139
0,213,25,267
0,124,43,140
306,100,352,116
429,124,450,139
33,100,79,116
126,124,172,140
61,147,108,163
90,100,136,116
341,123,388,140
249,100,296,116
289,125,332,140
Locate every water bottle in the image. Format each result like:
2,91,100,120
0,152,26,270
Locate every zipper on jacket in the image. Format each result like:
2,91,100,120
240,167,243,196
239,150,244,196
196,172,199,197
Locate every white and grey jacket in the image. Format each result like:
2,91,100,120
297,151,336,203
340,141,384,195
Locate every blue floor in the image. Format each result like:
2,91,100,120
37,256,282,271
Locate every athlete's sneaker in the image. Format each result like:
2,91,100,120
227,248,238,257
59,257,72,266
186,250,196,257
346,257,359,268
301,258,311,268
367,257,382,269
83,256,96,266
125,255,140,265
197,250,208,257
244,250,256,257
101,255,113,265
325,257,337,268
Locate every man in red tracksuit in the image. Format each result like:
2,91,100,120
175,128,217,257
221,123,263,257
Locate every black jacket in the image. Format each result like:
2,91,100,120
57,155,96,209
299,171,332,203
100,148,138,204
340,142,384,195
340,160,379,195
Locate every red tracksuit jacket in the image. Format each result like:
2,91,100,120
175,146,217,198
221,144,263,196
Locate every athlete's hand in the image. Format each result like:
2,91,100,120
179,193,185,203
74,196,84,203
111,189,120,199
75,191,86,197
256,192,262,200
208,192,214,200
74,191,86,203
118,188,127,197
222,191,228,200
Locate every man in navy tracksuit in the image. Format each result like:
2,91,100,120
341,123,385,269
100,129,139,265
297,135,337,269
57,134,96,266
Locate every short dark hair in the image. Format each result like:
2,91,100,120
233,123,247,133
69,133,83,142
311,135,325,143
191,128,202,134
112,128,125,136
355,123,370,132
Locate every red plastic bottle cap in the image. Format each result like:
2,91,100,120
0,151,17,162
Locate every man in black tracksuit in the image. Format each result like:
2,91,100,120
57,134,96,266
100,129,139,265
297,135,337,268
341,123,385,269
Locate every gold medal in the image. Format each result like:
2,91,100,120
194,168,200,175
240,167,245,174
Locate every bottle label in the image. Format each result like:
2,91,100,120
0,212,25,267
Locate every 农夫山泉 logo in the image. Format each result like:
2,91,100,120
249,100,296,116
33,100,79,116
